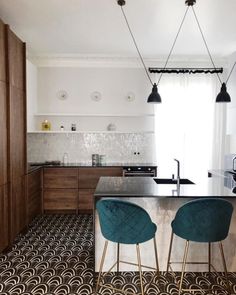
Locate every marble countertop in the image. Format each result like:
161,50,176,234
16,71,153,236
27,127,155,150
94,176,236,198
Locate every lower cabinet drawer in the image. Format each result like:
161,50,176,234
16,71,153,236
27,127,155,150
44,189,78,210
78,189,94,212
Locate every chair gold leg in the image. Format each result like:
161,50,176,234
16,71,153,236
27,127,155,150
117,243,120,274
136,244,144,295
178,240,189,295
219,242,231,294
166,230,174,272
95,240,108,294
153,237,159,275
208,242,211,273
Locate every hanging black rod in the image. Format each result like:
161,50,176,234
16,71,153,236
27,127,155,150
149,67,223,74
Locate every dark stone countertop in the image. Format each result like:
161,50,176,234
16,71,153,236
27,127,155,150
94,176,236,198
28,162,157,171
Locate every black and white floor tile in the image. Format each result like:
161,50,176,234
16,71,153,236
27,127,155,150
0,215,93,295
0,214,236,295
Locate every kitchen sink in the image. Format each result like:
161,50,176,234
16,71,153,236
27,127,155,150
153,178,195,185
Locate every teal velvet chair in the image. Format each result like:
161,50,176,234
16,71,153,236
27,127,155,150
96,199,159,295
166,198,233,295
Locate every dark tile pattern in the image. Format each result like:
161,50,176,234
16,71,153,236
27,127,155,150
0,214,236,295
0,214,93,295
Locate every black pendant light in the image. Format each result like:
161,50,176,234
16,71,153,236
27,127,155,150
118,0,234,103
215,62,236,103
147,83,162,103
216,83,231,103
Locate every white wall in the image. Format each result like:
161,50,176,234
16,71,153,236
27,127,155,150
26,60,38,131
37,67,154,115
226,52,236,153
27,65,156,163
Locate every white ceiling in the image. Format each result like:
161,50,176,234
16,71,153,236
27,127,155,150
0,0,236,58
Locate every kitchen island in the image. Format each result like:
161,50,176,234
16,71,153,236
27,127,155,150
94,176,236,272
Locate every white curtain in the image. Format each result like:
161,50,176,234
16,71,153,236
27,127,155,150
154,74,225,183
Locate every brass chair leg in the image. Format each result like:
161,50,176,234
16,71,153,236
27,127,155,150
166,230,174,272
208,242,211,273
153,237,159,275
95,240,108,294
178,240,189,295
136,244,144,295
117,243,120,274
219,241,231,294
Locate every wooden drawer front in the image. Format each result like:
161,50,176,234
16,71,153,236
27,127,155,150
28,169,41,195
78,167,123,188
0,184,9,251
78,189,94,211
44,168,78,189
44,189,78,210
28,190,41,223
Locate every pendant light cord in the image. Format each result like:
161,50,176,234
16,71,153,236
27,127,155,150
157,7,189,85
191,7,222,84
120,6,153,86
226,61,236,84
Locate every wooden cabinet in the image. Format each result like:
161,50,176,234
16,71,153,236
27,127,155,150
79,167,123,188
7,26,25,90
0,19,6,82
0,20,7,187
0,18,27,250
27,169,41,223
78,167,123,213
44,189,77,211
43,168,78,212
42,167,123,213
0,185,8,252
78,188,95,212
44,168,78,189
10,176,26,239
0,81,7,186
0,20,9,251
6,26,27,243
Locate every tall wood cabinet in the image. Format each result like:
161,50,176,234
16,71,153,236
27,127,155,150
6,25,27,242
0,19,9,252
0,18,27,250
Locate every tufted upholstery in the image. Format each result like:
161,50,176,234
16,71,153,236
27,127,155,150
172,198,233,242
96,199,157,244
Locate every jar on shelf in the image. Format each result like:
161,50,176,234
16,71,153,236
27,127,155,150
41,120,51,131
71,123,76,131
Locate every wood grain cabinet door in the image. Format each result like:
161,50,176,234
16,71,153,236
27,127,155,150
78,189,94,213
9,87,26,178
44,168,78,189
0,184,9,252
27,170,41,223
0,20,6,82
0,81,7,186
7,27,25,90
78,167,123,189
44,189,78,211
10,176,26,241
